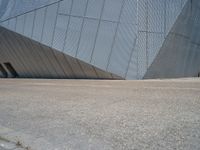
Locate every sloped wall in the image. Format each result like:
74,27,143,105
144,0,200,79
0,27,120,79
0,0,188,79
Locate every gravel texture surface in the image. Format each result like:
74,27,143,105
0,78,200,150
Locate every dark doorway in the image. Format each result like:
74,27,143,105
0,64,8,78
3,62,18,78
198,72,200,77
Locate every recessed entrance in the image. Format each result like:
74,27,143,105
198,72,200,77
3,62,18,78
0,64,8,78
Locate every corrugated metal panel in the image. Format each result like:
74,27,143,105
58,0,72,15
7,18,16,31
147,33,165,67
42,4,58,46
39,44,64,78
71,0,87,17
53,15,69,51
32,8,45,42
0,20,8,28
0,30,27,76
166,0,182,35
64,56,86,78
16,15,25,35
86,0,104,19
23,12,34,38
15,35,39,77
126,46,138,79
79,61,98,78
120,0,137,24
64,17,83,57
94,67,113,79
137,32,147,79
52,49,75,78
77,19,98,63
102,0,123,22
138,0,146,31
91,21,117,70
7,31,36,77
181,0,188,8
107,23,137,77
148,0,165,32
0,0,60,21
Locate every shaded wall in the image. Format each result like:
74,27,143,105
145,0,200,79
0,27,120,79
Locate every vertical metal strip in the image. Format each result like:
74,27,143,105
58,0,78,77
41,4,68,78
90,0,106,63
106,0,126,71
46,2,70,77
136,0,139,79
58,0,77,77
74,0,98,78
37,7,54,76
41,7,48,42
31,10,52,76
75,0,89,57
22,14,26,35
31,11,36,38
164,0,167,38
145,0,149,70
62,0,74,52
51,2,60,47
125,35,138,79
22,12,42,77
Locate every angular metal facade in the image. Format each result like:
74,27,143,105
0,0,199,79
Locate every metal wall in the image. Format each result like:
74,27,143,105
144,0,200,79
0,0,189,79
0,0,61,21
0,26,119,79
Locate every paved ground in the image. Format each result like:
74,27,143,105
0,78,200,150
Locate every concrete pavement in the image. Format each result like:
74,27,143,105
0,78,200,150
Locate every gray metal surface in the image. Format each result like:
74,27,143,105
0,27,117,79
144,0,200,79
0,0,61,21
0,0,199,79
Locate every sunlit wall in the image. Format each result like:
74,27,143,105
0,0,188,79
